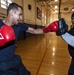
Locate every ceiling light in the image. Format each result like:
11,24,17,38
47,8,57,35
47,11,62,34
54,5,58,9
55,0,58,1
55,10,58,13
72,7,74,12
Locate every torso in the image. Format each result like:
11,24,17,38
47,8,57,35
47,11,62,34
68,27,74,58
0,20,29,61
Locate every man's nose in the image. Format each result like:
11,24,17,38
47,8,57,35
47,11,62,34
20,17,23,21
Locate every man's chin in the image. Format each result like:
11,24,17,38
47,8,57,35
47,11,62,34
15,22,19,25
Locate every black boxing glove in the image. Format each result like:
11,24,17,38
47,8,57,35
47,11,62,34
56,18,68,36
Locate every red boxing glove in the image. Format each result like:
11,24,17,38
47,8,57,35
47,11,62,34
0,25,15,47
43,21,58,33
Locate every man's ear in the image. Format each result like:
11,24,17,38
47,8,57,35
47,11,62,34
9,10,14,16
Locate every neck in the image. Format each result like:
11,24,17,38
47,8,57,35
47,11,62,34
3,17,13,26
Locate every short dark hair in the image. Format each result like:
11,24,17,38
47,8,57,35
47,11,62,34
7,3,23,15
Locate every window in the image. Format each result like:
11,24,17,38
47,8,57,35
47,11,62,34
1,0,7,9
0,0,13,9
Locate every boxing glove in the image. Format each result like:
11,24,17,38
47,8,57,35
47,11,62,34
43,18,68,36
56,18,68,36
0,25,15,47
43,21,58,33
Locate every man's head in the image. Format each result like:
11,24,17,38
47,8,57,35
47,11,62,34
71,13,74,25
7,3,23,25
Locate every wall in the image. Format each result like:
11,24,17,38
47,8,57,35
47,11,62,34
50,9,72,30
23,0,36,24
14,0,23,6
61,13,72,29
23,0,43,25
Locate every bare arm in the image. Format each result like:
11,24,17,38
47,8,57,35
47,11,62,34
26,27,44,34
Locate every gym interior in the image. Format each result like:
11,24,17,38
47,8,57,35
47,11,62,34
0,0,74,75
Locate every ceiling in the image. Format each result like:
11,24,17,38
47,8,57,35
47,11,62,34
37,0,74,14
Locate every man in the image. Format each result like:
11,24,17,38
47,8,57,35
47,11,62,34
0,2,67,75
61,13,74,75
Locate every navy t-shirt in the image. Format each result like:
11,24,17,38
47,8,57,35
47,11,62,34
0,20,29,61
68,27,74,58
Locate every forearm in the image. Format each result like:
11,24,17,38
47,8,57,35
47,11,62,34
61,32,74,47
27,27,44,34
32,29,44,34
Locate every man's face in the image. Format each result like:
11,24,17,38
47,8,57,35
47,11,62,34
12,7,23,25
71,17,74,25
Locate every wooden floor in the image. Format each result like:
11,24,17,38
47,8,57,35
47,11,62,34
15,32,71,75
